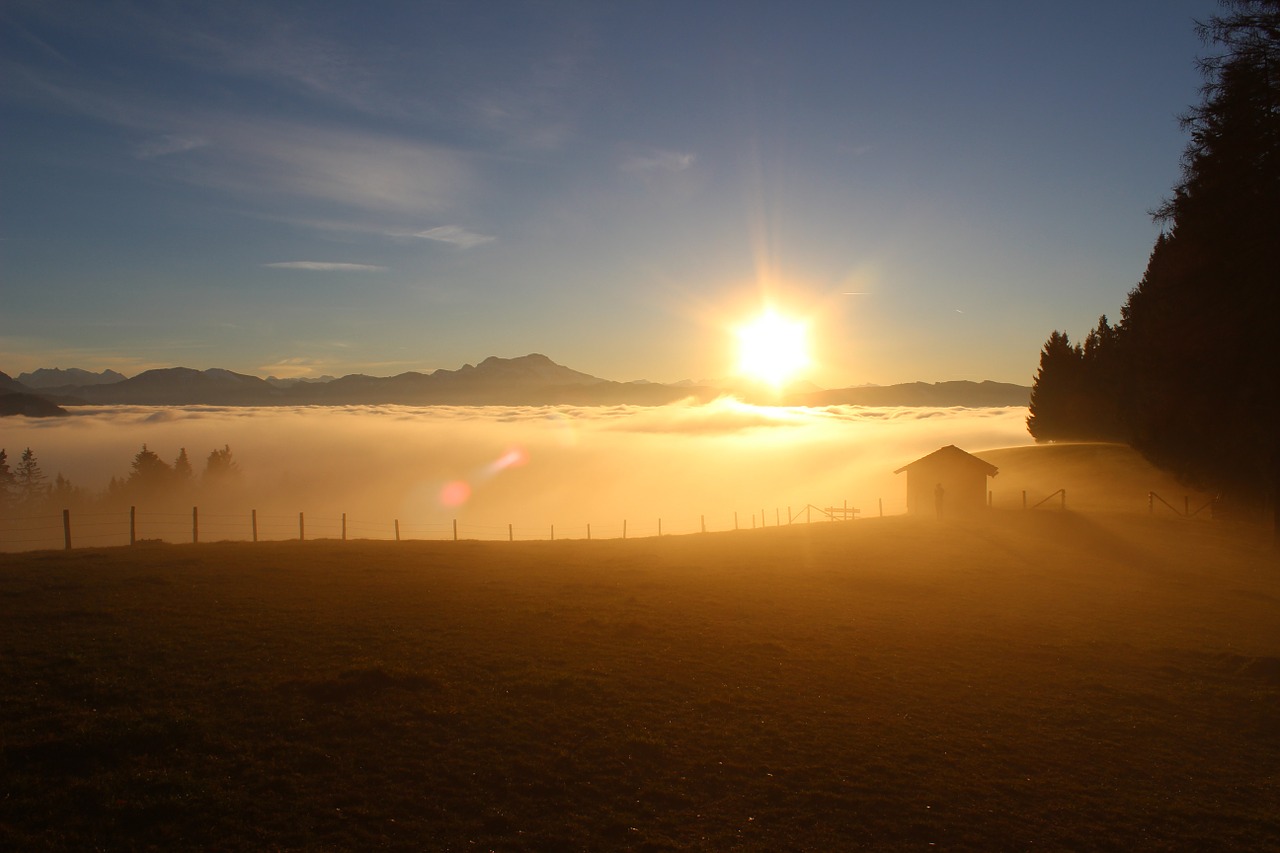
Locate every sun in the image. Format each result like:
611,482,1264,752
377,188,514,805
735,308,811,388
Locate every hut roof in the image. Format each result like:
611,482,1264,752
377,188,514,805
893,444,999,477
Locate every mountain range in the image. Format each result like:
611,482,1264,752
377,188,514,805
0,354,1030,413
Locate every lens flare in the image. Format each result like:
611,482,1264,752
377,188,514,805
439,480,472,507
487,446,529,474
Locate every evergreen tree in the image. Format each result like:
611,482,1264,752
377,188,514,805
174,448,193,482
1080,315,1125,440
14,448,47,507
0,448,14,512
45,473,83,512
128,444,172,499
204,445,239,482
1027,331,1085,441
102,475,129,510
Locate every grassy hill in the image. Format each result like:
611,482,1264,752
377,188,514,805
976,442,1218,515
1,503,1276,849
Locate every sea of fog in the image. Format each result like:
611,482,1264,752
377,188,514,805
3,401,1032,539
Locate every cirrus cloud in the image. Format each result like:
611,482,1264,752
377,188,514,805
264,261,387,272
415,225,495,249
620,149,696,173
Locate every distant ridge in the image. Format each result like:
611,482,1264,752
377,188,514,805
797,380,1030,408
0,371,27,394
3,356,1031,408
73,367,281,405
18,367,126,388
0,392,69,417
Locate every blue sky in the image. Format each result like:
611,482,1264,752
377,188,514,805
1,1,1218,386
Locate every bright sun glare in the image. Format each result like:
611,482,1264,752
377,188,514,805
735,309,810,388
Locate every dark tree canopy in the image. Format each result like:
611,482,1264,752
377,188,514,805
1027,319,1125,442
1028,1,1280,540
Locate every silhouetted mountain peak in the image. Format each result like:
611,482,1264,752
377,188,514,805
0,371,28,393
18,367,126,388
434,353,603,386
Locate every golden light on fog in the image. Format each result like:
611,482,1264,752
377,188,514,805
735,309,810,387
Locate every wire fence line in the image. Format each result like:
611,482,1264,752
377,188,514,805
0,501,882,553
0,488,1217,554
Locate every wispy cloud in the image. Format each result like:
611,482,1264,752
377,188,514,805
174,117,471,215
256,357,329,379
620,149,696,173
415,226,495,249
264,262,387,272
135,133,209,159
3,62,472,215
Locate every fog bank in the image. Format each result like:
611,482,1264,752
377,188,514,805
4,401,1031,537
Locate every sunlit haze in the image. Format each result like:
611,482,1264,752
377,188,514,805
0,1,1216,386
3,403,1030,536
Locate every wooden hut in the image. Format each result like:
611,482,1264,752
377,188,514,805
894,445,998,518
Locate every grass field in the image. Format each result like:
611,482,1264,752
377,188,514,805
2,450,1278,850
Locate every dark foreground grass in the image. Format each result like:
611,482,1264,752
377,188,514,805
1,511,1278,851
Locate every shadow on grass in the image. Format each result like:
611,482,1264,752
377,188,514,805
284,666,444,702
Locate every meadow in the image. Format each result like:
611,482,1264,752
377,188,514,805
2,444,1277,850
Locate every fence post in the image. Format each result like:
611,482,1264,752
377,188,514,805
879,498,883,518
1061,489,1066,511
551,524,554,541
701,515,706,534
299,512,305,541
63,509,71,551
1022,490,1027,510
788,505,792,525
988,490,993,508
587,523,591,540
192,506,199,544
807,505,811,524
776,508,780,526
453,519,457,541
130,506,136,546
735,511,739,531
342,513,347,541
623,519,627,539
252,509,258,543
761,508,765,527
658,518,662,537
394,519,400,541
509,523,513,542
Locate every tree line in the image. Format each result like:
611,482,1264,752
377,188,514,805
0,445,241,516
1028,1,1278,536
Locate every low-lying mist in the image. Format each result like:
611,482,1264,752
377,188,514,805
6,400,1031,538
